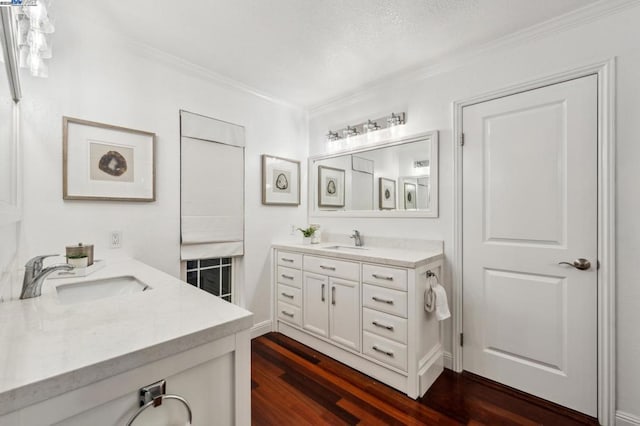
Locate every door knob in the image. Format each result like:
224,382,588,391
558,258,591,271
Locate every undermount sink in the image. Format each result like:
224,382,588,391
56,275,150,305
323,245,369,251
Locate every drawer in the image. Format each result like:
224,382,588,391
362,307,408,344
277,266,302,289
363,331,407,372
277,301,302,327
277,284,301,307
304,255,359,281
277,251,302,269
362,264,408,291
363,284,407,318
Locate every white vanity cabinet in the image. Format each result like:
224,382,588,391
273,244,444,399
302,263,360,351
0,332,249,426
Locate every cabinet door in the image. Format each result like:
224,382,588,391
329,278,360,351
303,272,329,337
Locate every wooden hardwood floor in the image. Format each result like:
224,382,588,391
251,333,599,425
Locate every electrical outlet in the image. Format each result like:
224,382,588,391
290,225,296,235
110,231,122,249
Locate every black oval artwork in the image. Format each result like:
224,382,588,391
407,192,413,202
327,179,337,195
275,173,289,190
384,189,391,199
98,151,128,177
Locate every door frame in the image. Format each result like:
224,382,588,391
451,58,616,425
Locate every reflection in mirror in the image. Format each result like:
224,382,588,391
0,37,14,209
310,132,438,217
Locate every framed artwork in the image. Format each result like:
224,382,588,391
404,182,417,209
63,117,156,201
379,177,396,210
318,166,345,208
261,154,300,206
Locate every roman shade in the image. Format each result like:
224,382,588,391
180,110,245,260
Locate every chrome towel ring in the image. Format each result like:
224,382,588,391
125,394,193,426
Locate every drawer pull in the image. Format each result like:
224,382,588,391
372,321,394,331
372,274,393,281
281,274,294,280
281,258,294,263
320,265,336,271
372,345,394,357
372,296,394,305
281,292,294,299
281,310,294,318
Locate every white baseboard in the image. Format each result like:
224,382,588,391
443,351,453,370
250,320,273,339
617,411,640,426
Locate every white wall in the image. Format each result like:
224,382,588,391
2,5,308,328
308,5,640,420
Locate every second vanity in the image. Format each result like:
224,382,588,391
272,241,444,398
0,259,253,426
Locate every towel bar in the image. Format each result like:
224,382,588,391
125,394,193,426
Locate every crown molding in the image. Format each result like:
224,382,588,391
308,0,640,116
128,39,304,112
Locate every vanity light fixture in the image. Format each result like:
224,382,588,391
364,119,381,132
325,112,407,142
343,125,359,138
387,112,406,127
326,130,341,142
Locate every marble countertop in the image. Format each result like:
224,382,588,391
272,241,443,269
0,258,253,416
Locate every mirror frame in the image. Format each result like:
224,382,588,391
308,130,438,218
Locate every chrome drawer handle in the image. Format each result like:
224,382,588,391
372,321,394,331
281,258,294,262
281,310,294,317
372,296,394,305
320,265,336,271
372,345,394,357
372,274,393,281
281,292,294,299
281,274,294,280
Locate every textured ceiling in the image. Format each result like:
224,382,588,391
62,0,598,108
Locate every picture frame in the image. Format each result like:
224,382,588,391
379,177,396,210
404,182,417,209
63,116,156,201
261,154,301,206
318,166,345,208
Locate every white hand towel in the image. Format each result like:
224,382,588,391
433,284,451,321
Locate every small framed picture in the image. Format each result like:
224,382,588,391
63,117,156,201
262,154,300,206
404,182,417,209
379,177,396,210
318,166,345,208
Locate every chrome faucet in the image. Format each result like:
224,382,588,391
350,230,363,247
20,255,74,299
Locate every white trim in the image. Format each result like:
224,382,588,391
616,411,640,426
452,59,616,425
442,351,453,370
309,0,637,115
250,320,273,340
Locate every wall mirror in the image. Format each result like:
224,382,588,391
309,131,438,218
0,9,22,225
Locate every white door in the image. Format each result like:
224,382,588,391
329,278,360,351
462,75,597,416
303,272,329,337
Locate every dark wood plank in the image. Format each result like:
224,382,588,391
252,333,599,426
